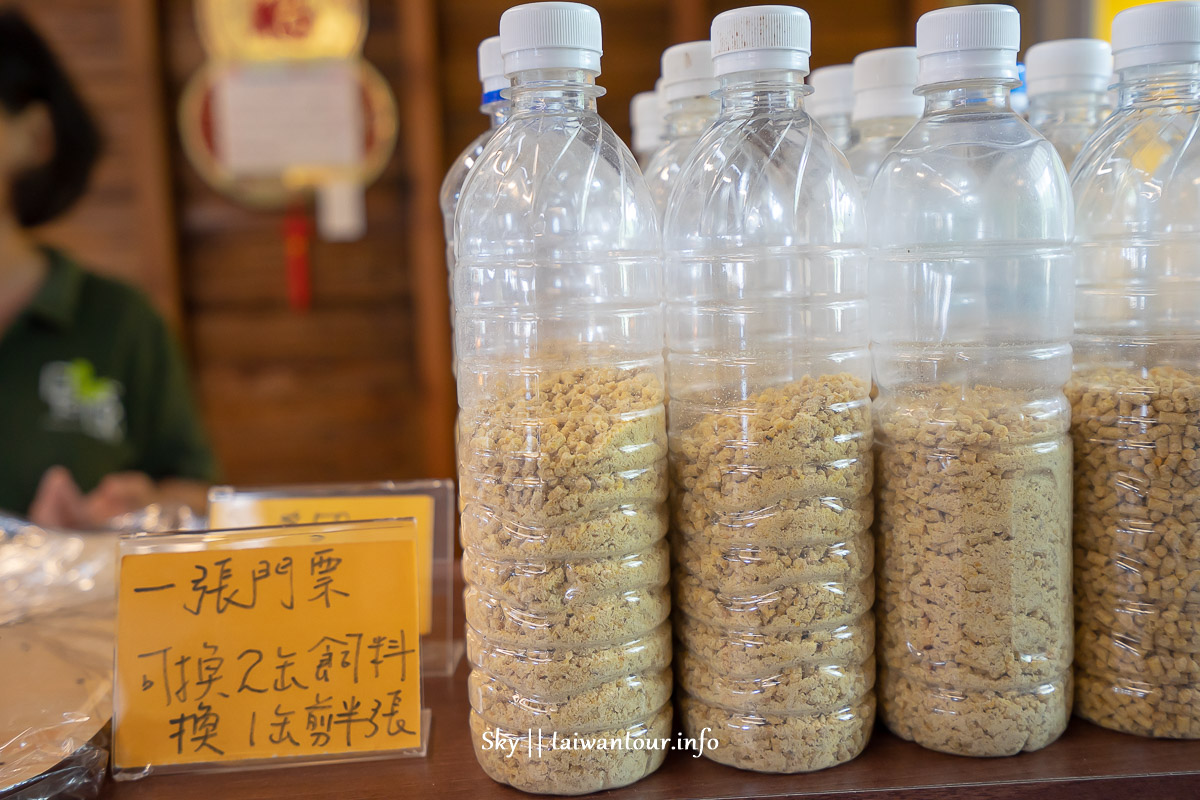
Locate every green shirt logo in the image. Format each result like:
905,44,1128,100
39,358,125,443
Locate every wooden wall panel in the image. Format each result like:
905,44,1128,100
197,361,419,483
670,0,709,43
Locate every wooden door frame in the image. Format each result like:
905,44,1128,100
122,0,184,329
397,0,455,480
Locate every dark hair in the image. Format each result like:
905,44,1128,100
0,9,100,227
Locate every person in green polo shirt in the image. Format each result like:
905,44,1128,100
0,11,217,527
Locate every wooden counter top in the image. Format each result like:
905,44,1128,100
102,660,1200,800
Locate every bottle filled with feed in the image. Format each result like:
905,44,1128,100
664,5,875,774
455,2,671,792
870,4,1076,757
1070,1,1200,740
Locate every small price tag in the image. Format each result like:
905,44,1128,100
208,491,436,634
113,520,424,773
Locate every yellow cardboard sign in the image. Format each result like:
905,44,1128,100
209,494,434,634
114,523,422,770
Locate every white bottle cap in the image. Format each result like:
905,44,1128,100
631,90,662,153
478,36,507,96
710,5,811,78
661,41,717,103
808,64,854,119
1025,39,1112,95
1112,1,1200,72
852,47,922,122
916,4,1020,86
499,2,602,76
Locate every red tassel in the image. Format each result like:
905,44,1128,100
284,208,312,312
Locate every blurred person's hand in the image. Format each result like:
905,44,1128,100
84,471,157,523
29,466,157,529
28,465,88,529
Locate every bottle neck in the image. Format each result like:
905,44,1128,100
508,68,604,114
1117,62,1200,107
853,115,917,140
717,70,809,114
665,95,719,138
481,98,510,129
1026,90,1108,127
918,81,1015,115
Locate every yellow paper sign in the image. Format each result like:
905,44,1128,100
114,523,422,770
209,493,435,634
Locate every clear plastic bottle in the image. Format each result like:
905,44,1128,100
845,47,922,194
645,40,718,221
808,63,855,150
1069,1,1200,740
1025,38,1113,171
439,35,509,370
454,3,670,793
665,6,874,774
869,4,1075,757
631,85,664,168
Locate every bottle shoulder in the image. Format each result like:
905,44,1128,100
455,110,659,255
662,111,865,249
880,111,1063,170
644,138,700,202
845,134,904,189
439,128,493,214
1072,104,1200,236
645,137,701,179
869,112,1073,245
1039,125,1095,173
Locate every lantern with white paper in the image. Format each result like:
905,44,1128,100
179,0,396,244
